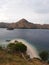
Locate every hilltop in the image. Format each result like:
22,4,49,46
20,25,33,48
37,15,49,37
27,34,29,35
0,19,49,29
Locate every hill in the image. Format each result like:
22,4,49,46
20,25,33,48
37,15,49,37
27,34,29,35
7,19,33,29
7,19,49,29
0,19,49,29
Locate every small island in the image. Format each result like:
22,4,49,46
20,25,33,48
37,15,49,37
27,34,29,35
7,27,14,30
6,40,11,42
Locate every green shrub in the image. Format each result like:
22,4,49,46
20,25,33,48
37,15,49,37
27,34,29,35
7,42,27,53
39,51,49,61
15,42,27,53
0,46,3,50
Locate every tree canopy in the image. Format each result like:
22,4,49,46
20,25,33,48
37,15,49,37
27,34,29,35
7,42,27,53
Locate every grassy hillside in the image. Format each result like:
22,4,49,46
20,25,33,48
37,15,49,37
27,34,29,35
0,41,49,65
0,49,49,65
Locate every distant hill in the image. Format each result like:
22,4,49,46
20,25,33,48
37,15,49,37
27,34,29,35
0,22,9,28
0,19,49,29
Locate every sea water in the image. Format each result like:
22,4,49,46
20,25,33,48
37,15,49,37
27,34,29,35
0,28,49,52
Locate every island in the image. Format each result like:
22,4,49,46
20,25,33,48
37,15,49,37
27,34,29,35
0,19,49,29
7,27,14,30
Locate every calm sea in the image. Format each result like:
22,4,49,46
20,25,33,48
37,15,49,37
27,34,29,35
0,28,49,52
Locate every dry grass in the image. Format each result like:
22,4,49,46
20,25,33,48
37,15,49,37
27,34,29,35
0,50,49,65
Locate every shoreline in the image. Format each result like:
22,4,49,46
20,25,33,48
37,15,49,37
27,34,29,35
9,39,40,58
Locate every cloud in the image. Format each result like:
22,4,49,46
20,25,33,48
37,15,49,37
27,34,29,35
28,0,49,13
0,0,49,24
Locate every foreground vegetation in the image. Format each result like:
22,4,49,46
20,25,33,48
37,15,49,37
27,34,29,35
0,41,49,65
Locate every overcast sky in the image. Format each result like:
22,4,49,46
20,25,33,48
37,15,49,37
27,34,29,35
0,0,49,24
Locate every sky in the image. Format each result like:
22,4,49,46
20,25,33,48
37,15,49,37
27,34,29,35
0,0,49,24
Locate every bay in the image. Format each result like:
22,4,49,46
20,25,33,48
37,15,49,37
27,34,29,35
0,28,49,52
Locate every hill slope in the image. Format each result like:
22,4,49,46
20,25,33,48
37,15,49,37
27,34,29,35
0,50,49,65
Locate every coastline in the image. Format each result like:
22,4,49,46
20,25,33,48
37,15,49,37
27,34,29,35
9,39,40,58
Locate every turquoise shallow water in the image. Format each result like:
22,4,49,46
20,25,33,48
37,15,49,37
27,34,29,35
0,28,49,52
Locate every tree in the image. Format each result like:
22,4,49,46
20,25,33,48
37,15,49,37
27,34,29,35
15,42,27,53
39,51,49,61
7,42,27,53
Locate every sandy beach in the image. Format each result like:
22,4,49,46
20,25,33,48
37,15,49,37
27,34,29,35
10,39,40,58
